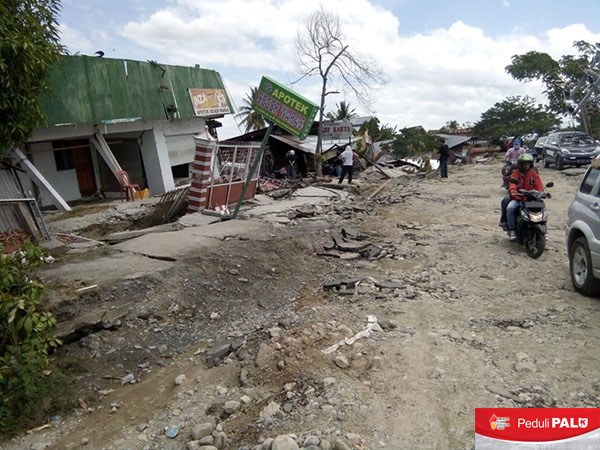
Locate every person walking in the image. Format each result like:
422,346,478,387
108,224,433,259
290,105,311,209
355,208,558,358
438,139,450,178
338,144,354,184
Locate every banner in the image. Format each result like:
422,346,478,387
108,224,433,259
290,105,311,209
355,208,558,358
188,88,231,116
321,121,353,141
253,76,319,140
475,408,600,449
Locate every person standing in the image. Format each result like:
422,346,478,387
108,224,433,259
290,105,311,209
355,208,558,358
338,144,354,184
438,140,450,178
285,150,296,179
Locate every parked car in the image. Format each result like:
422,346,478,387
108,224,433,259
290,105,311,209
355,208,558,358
524,145,539,161
533,136,548,160
542,131,600,170
566,159,600,295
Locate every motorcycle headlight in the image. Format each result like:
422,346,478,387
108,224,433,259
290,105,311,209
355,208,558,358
530,212,545,223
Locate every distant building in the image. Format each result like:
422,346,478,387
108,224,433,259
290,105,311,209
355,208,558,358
23,55,232,206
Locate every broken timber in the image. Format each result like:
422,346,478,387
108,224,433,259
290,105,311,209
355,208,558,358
11,148,72,211
368,179,393,199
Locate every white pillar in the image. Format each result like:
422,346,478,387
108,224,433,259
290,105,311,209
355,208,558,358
140,128,175,195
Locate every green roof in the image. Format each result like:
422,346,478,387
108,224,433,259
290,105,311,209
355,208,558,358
40,55,231,126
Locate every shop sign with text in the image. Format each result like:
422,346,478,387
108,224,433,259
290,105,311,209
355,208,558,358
253,77,319,140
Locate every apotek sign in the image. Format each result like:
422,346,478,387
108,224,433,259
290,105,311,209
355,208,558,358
253,77,319,140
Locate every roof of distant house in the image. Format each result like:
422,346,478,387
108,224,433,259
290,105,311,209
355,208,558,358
436,133,471,149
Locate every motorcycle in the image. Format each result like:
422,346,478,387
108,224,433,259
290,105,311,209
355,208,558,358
511,182,553,258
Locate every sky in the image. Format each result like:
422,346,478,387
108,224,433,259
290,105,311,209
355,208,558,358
57,0,600,139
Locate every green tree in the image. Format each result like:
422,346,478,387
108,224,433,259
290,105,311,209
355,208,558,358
472,96,559,145
444,120,460,130
390,127,440,158
325,101,357,121
357,117,397,142
505,41,600,136
0,0,65,156
235,87,266,133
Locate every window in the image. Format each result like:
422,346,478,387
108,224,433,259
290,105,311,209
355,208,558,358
53,149,75,171
580,168,600,195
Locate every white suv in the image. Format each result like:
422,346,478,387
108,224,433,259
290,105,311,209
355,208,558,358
566,159,600,295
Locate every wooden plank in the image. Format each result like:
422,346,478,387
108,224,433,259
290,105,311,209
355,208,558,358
12,148,71,211
368,179,392,199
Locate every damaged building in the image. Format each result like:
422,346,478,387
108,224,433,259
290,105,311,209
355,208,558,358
20,55,232,207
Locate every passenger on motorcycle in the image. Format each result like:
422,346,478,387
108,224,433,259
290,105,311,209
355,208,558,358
501,140,526,188
505,153,544,240
504,140,525,163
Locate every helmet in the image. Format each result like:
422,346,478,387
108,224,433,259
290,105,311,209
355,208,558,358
517,153,534,170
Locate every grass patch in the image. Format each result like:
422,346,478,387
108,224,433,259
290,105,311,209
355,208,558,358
0,365,79,436
45,205,112,223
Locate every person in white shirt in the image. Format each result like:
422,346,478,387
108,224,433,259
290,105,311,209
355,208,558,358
338,144,354,184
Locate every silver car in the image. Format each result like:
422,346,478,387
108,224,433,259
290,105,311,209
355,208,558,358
543,131,600,170
566,159,600,295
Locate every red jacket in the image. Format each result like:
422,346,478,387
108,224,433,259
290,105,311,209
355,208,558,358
508,168,543,201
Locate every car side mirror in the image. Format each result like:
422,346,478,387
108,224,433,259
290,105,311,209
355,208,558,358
546,182,554,188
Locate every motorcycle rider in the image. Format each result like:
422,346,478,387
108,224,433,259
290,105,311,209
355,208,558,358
505,153,544,240
501,138,526,187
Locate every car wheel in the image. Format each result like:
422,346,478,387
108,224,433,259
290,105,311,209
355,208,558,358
569,237,600,296
556,155,564,170
542,152,549,168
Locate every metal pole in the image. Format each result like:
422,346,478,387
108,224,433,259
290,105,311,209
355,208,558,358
232,122,274,218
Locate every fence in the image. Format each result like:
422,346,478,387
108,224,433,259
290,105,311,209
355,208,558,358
188,137,261,213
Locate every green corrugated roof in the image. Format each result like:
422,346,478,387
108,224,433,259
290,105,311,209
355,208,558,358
40,55,231,125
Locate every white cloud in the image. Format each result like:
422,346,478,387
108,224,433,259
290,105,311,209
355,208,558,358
503,0,510,7
112,1,600,136
59,23,94,54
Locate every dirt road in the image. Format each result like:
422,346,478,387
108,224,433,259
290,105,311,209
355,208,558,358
5,161,600,450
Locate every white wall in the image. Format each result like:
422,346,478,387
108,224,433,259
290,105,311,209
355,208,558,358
29,142,81,207
161,117,206,167
140,129,175,195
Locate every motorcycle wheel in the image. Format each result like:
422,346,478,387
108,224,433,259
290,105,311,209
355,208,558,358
525,228,545,258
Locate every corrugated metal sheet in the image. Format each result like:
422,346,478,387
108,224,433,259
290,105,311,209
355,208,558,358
41,55,231,126
0,169,26,233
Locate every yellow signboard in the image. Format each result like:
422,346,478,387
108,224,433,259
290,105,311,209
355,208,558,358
188,88,231,116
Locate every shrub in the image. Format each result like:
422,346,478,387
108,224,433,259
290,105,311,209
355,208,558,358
0,241,61,433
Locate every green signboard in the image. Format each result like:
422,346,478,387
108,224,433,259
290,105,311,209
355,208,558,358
253,76,319,140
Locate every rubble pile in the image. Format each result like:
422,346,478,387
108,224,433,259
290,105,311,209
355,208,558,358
318,227,389,261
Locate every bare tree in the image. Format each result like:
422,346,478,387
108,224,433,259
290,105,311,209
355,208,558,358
295,7,384,175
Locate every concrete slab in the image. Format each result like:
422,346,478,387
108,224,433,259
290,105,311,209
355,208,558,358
114,219,265,260
292,186,341,198
189,219,264,239
114,229,215,259
178,212,222,228
41,252,175,284
244,197,330,217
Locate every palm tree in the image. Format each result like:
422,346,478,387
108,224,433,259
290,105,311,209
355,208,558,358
325,101,357,121
235,87,266,132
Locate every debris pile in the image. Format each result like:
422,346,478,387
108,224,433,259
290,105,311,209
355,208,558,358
318,227,387,261
0,230,30,253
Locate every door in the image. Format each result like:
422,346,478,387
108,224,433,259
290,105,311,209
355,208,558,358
73,145,97,196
